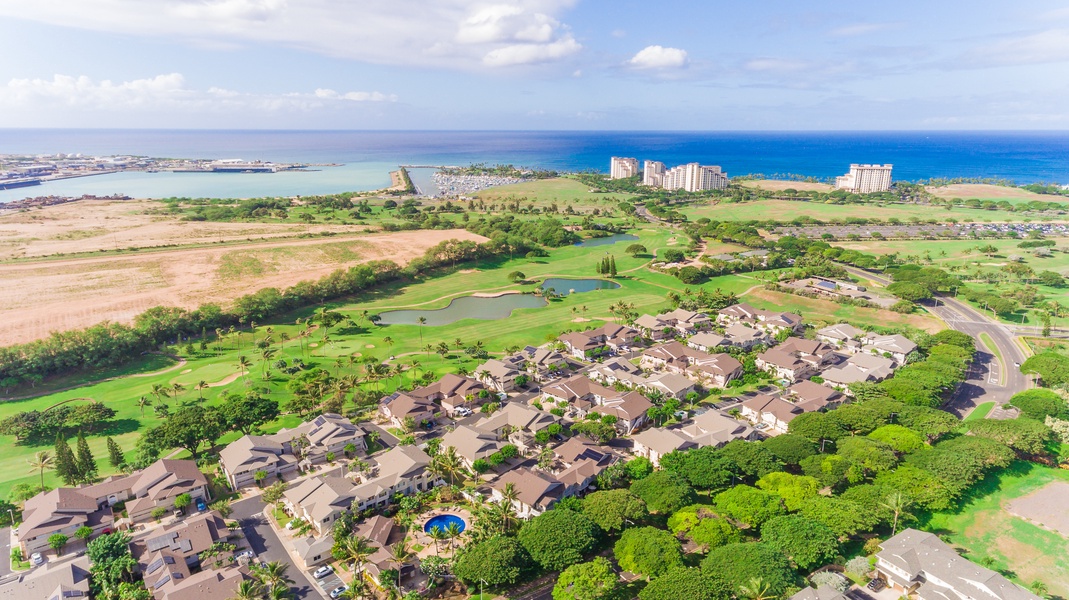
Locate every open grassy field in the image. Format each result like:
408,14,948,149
837,237,1069,325
681,199,1063,223
472,177,637,207
0,222,946,499
742,287,944,332
738,180,834,193
923,463,1069,595
0,229,488,346
926,184,1063,203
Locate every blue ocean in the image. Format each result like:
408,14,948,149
2,130,1068,202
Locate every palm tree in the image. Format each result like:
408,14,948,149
195,381,209,402
254,561,294,592
279,332,290,350
383,336,394,355
388,537,412,593
428,526,448,556
416,316,427,347
237,355,252,383
433,446,464,486
150,383,167,404
28,451,53,490
881,492,913,536
739,577,777,600
136,395,150,417
339,535,376,581
171,382,185,401
230,580,264,600
444,521,463,552
265,585,293,600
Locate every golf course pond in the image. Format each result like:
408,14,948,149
377,278,620,326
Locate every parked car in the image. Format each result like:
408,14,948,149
235,550,255,561
454,407,473,417
29,553,44,566
313,565,334,579
195,497,207,512
329,585,348,598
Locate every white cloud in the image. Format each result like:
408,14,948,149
0,73,396,114
958,29,1069,67
743,58,811,72
628,45,688,69
0,0,581,70
829,22,894,37
483,37,581,67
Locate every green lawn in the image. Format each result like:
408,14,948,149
922,463,1069,596
0,221,948,500
680,199,1060,224
966,402,995,421
836,238,1069,325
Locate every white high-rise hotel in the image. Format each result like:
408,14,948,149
835,164,893,193
610,156,639,179
610,157,728,192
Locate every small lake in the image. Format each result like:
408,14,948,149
539,278,621,296
575,233,639,247
377,294,548,326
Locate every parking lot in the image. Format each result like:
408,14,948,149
313,568,345,598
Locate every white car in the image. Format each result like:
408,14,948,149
329,585,348,599
313,565,334,579
235,550,255,561
29,552,44,566
454,407,472,417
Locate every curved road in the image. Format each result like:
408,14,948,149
843,266,1028,416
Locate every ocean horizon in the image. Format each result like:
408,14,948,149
2,129,1068,202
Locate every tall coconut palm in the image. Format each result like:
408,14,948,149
28,451,53,489
428,526,448,556
416,316,427,347
388,537,412,593
265,584,293,600
171,382,185,402
444,521,463,552
433,446,464,486
279,332,290,350
339,535,376,581
254,561,293,591
136,395,150,417
881,491,913,536
237,355,252,384
230,579,264,600
195,381,209,402
150,383,167,404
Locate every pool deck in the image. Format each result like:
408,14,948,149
412,507,473,560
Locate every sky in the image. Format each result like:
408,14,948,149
0,0,1067,129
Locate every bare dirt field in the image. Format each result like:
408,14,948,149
739,180,834,193
0,199,370,260
1006,481,1069,538
926,184,1051,202
0,229,487,346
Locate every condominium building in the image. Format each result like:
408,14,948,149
835,163,893,193
643,160,665,186
609,156,639,179
662,163,729,192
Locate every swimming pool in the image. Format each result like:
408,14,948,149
423,513,466,534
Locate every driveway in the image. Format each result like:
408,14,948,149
0,527,11,578
231,496,321,599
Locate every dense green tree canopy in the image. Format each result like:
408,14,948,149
761,515,840,570
581,489,648,533
217,392,281,435
552,557,619,600
1021,352,1069,387
613,527,684,578
717,439,783,479
639,568,730,600
630,471,697,514
660,446,737,489
799,453,856,489
836,437,898,476
144,405,224,459
1008,389,1069,421
760,434,817,465
867,425,926,454
453,536,532,586
713,485,786,528
797,496,880,539
968,418,1054,455
518,509,600,571
788,411,846,442
755,472,820,511
700,543,795,596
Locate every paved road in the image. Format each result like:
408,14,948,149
0,527,11,578
843,266,1029,412
232,496,320,599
